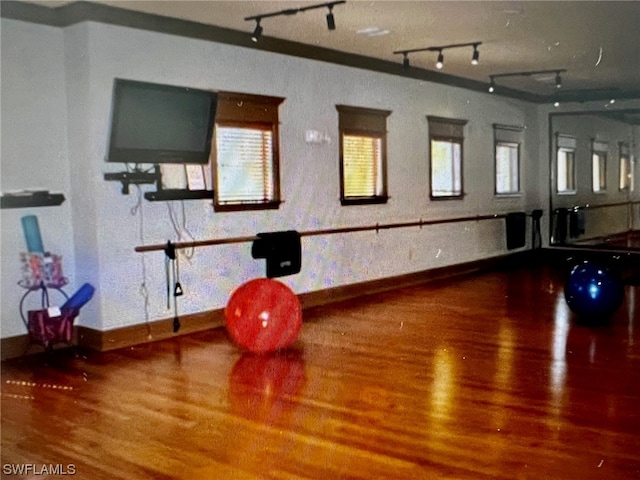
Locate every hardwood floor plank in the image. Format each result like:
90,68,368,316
2,265,639,479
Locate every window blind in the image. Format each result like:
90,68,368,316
216,126,274,204
336,105,391,204
493,124,523,195
620,142,633,191
428,116,466,198
493,124,524,144
556,134,577,150
213,92,284,210
343,135,383,198
592,139,608,153
620,142,630,157
431,140,462,196
427,116,467,139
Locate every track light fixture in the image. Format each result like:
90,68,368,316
326,5,336,30
471,44,480,65
393,41,482,71
488,69,567,94
251,20,263,42
402,52,410,69
245,1,346,41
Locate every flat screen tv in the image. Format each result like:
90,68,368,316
107,79,217,164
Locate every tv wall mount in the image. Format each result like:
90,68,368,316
104,166,160,194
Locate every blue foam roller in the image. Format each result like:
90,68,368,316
21,215,44,253
62,283,95,310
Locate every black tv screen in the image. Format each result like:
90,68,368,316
107,79,217,164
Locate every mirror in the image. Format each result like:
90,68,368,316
549,109,640,250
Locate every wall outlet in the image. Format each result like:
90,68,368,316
305,130,331,144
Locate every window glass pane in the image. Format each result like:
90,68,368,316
620,155,633,191
557,148,575,193
592,153,606,192
431,140,462,197
343,135,382,198
496,142,519,194
216,126,274,204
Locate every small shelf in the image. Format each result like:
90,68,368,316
1,192,66,209
144,189,213,201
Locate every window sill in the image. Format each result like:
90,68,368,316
341,196,388,206
430,194,464,201
214,200,281,212
495,193,523,198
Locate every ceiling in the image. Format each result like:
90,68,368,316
15,1,640,103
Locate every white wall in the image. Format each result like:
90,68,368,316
0,17,551,338
1,20,76,338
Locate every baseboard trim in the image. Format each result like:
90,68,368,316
1,330,85,361
2,250,536,359
297,253,521,309
76,309,226,352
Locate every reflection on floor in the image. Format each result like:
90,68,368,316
573,230,640,250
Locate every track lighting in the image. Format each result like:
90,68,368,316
393,41,482,72
251,20,262,42
488,69,567,97
326,5,335,30
245,1,345,40
402,53,410,69
471,44,480,65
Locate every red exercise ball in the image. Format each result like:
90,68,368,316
225,278,302,354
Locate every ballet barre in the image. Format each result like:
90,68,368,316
134,211,540,253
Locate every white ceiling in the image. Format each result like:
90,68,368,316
18,1,640,101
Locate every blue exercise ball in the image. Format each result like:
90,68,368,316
564,261,624,321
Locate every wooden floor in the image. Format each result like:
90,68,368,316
2,262,639,479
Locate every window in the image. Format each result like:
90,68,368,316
428,116,467,199
619,142,634,191
494,124,524,195
591,140,608,193
213,92,284,211
556,134,577,194
337,105,391,205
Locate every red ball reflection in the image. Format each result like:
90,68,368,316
228,351,307,423
225,278,302,354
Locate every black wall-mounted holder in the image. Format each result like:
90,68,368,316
104,165,214,201
144,189,213,202
104,166,160,194
1,191,66,209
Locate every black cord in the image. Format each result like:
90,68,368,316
164,241,181,333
